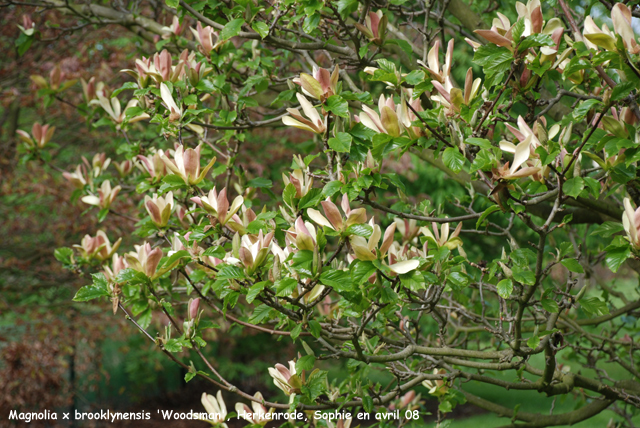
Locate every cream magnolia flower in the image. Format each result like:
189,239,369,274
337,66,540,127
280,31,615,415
287,217,318,251
418,39,453,85
293,65,340,101
358,94,406,137
63,164,89,189
354,10,387,45
190,21,226,56
191,187,243,225
584,4,639,54
94,94,149,124
307,194,367,234
16,122,55,150
422,369,448,396
282,93,327,134
421,222,463,250
81,180,121,210
351,219,396,262
268,360,302,396
145,191,174,227
103,253,127,282
138,150,167,181
73,230,122,262
495,134,540,180
160,82,182,121
283,169,313,198
125,242,178,280
236,231,274,274
622,198,640,249
235,392,275,426
198,391,228,427
161,144,217,185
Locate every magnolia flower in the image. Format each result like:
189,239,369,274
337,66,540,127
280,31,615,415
63,164,89,189
138,150,167,181
81,180,121,210
358,94,406,137
184,52,213,87
160,82,182,122
268,360,302,396
198,391,228,427
145,192,174,227
191,187,243,225
287,217,318,251
282,93,327,134
16,122,55,150
422,369,448,396
493,134,540,180
113,160,133,178
125,242,177,279
94,94,149,125
30,65,76,91
226,206,258,235
81,77,105,102
418,39,453,85
354,10,387,45
502,115,542,150
236,231,274,274
73,230,122,261
283,169,313,198
84,152,111,178
103,254,127,281
351,219,396,262
421,222,463,250
307,194,367,234
235,392,275,426
190,21,226,56
622,198,640,249
161,144,216,185
303,283,326,304
584,4,639,54
430,67,481,115
292,65,340,101
474,12,515,49
17,14,35,36
161,15,185,39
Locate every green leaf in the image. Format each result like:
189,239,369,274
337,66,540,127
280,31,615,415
73,273,109,302
202,246,225,259
247,177,272,188
513,269,536,286
580,297,609,317
518,33,554,52
296,355,316,372
476,205,501,229
165,0,178,8
350,260,377,285
308,320,322,338
466,138,493,149
561,259,584,273
591,221,624,238
185,371,196,382
246,281,269,304
217,265,244,279
604,244,631,273
442,147,465,173
200,320,220,329
220,18,245,41
611,81,635,101
362,395,374,413
563,177,584,198
328,132,352,153
345,224,373,238
249,304,273,323
496,279,514,298
573,99,602,121
252,21,269,38
541,296,559,313
527,335,540,349
162,250,190,268
112,82,139,97
325,95,349,118
320,269,353,291
54,247,74,264
276,277,298,296
322,181,343,198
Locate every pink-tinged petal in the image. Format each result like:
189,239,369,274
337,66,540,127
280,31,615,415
308,208,334,230
474,29,513,48
183,147,199,182
315,68,331,94
298,73,323,100
510,135,533,174
145,198,162,225
321,200,344,231
389,259,420,274
506,123,526,142
612,4,637,51
226,195,244,223
341,194,351,215
345,208,367,227
444,39,454,76
496,12,510,30
380,222,397,256
380,105,400,137
32,123,43,142
146,247,163,278
624,198,637,243
506,166,540,179
432,81,451,103
369,11,380,38
427,40,441,75
531,6,543,34
217,187,230,222
282,116,317,133
239,246,254,268
464,68,473,105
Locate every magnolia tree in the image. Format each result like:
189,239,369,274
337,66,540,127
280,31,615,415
11,0,640,426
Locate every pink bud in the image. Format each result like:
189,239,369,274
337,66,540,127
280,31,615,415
189,298,200,320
